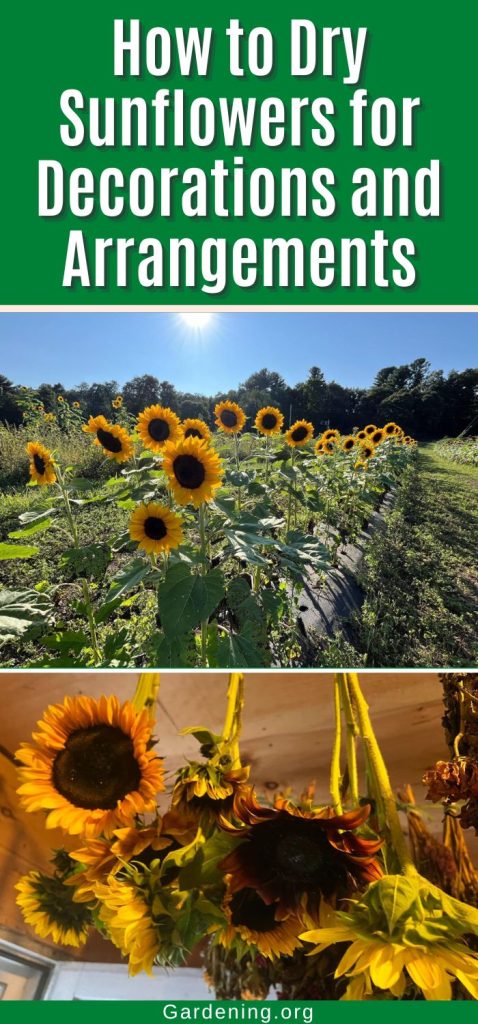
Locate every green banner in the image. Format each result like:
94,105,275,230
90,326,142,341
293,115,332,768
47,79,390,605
3,1003,478,1021
1,0,477,303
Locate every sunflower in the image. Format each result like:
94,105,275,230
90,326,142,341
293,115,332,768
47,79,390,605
44,412,55,423
218,787,382,917
57,395,64,403
26,441,57,485
285,420,314,448
72,401,81,409
364,424,377,436
358,441,374,460
137,405,181,452
112,396,123,409
172,764,250,824
370,428,385,446
16,695,164,839
321,439,337,455
356,429,367,441
16,870,91,947
322,429,340,441
162,436,224,507
342,436,356,453
214,401,247,435
129,502,184,555
96,876,161,976
255,406,284,436
383,421,400,437
83,415,134,463
217,877,304,960
315,440,325,456
301,874,478,1001
182,417,212,442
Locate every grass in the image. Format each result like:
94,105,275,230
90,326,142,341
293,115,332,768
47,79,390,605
349,443,478,666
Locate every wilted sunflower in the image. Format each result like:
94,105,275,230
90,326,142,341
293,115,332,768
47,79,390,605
162,436,224,507
364,424,377,436
255,406,284,436
26,441,57,485
342,436,356,453
137,405,182,452
218,877,304,960
214,401,247,435
218,787,382,917
285,420,314,448
371,428,385,446
96,876,161,976
16,695,164,838
182,417,212,442
383,421,400,437
16,870,91,947
129,502,184,555
83,415,134,463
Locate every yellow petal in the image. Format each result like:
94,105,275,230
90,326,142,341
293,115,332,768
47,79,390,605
455,971,478,1000
369,945,406,990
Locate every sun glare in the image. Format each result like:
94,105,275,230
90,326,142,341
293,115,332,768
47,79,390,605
177,311,215,331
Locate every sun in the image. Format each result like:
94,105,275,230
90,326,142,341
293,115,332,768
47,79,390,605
177,312,215,331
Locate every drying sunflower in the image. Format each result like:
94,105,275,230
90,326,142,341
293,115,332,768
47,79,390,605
181,417,212,442
137,405,182,452
95,876,162,976
162,436,224,507
218,787,382,917
129,502,184,555
285,420,314,448
26,441,57,485
16,695,164,838
254,406,284,436
83,415,134,463
16,869,92,947
217,877,305,960
214,401,247,435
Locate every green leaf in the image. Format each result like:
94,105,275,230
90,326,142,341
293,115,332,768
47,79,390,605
18,508,53,526
217,631,265,667
8,517,54,539
61,543,111,579
44,630,90,653
0,542,39,560
105,558,150,602
0,588,52,643
158,564,224,639
153,634,190,668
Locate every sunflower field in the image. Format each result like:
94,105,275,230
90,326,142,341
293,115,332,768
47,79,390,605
0,395,416,668
434,437,478,466
14,672,478,1001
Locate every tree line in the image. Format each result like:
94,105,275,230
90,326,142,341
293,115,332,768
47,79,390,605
0,359,477,439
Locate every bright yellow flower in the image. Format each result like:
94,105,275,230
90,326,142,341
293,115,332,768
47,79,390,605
285,420,314,448
16,870,91,947
96,876,161,976
129,502,184,555
83,415,134,463
162,436,224,507
137,405,181,452
254,406,284,436
182,417,212,442
214,401,247,435
26,441,56,485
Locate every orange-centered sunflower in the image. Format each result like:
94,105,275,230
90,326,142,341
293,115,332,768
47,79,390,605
162,436,224,506
129,503,184,555
83,416,134,463
137,405,182,453
26,442,57,485
214,401,247,435
16,696,164,839
181,418,212,443
219,787,382,917
285,420,314,448
255,406,284,436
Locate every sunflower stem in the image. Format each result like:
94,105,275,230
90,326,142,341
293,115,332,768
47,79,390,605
222,672,244,768
339,675,360,807
132,672,161,724
286,449,295,535
265,434,270,486
234,434,242,512
330,676,343,814
199,503,208,667
345,672,417,876
56,466,101,665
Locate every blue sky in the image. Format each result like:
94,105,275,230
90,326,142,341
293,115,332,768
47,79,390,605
0,312,476,392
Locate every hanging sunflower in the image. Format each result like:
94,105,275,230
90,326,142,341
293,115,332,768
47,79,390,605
254,407,284,436
217,877,304,960
342,436,356,453
383,422,400,437
16,695,164,838
129,502,184,555
16,870,92,947
137,405,182,452
218,787,382,917
96,876,161,976
172,764,250,824
83,415,134,463
364,425,377,436
371,428,385,446
182,418,212,443
162,436,224,507
214,401,247,435
26,441,57,485
285,420,314,448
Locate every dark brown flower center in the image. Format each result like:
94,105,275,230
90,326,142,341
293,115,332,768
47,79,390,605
144,516,167,540
184,427,203,438
291,426,308,442
148,418,170,442
220,409,238,428
97,428,123,454
33,453,46,475
173,454,206,489
230,888,278,933
344,439,354,450
261,413,277,430
52,725,141,810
